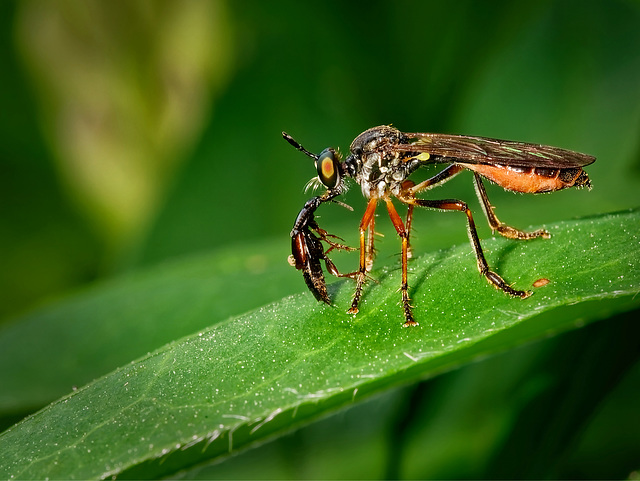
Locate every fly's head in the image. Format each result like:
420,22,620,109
282,131,348,194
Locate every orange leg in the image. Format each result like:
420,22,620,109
405,204,414,259
348,197,378,315
384,198,417,327
402,180,416,260
365,208,376,272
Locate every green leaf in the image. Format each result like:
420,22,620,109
0,241,295,417
1,209,639,479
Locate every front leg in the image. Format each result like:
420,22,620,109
348,197,378,314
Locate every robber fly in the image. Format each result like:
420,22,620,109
284,125,595,327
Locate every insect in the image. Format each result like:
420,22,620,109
284,125,595,327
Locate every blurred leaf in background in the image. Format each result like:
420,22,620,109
0,0,639,479
0,1,100,321
1,0,232,320
16,0,232,260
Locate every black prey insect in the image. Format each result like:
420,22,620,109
284,125,595,327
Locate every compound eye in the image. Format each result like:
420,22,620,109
316,148,340,188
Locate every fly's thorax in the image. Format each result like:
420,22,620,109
346,125,422,199
349,125,405,155
352,149,421,198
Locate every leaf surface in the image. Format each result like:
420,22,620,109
0,209,638,479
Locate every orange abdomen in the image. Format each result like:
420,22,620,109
460,163,590,193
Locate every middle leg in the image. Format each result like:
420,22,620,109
384,198,417,327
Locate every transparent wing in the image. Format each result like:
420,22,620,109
399,132,596,168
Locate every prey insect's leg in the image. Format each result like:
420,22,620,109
348,197,378,315
473,173,550,240
320,230,358,281
384,198,417,327
315,227,356,254
407,197,531,299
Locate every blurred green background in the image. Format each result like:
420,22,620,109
1,0,639,478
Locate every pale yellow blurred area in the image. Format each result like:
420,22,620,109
15,0,233,255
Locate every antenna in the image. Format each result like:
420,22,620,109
282,131,318,160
